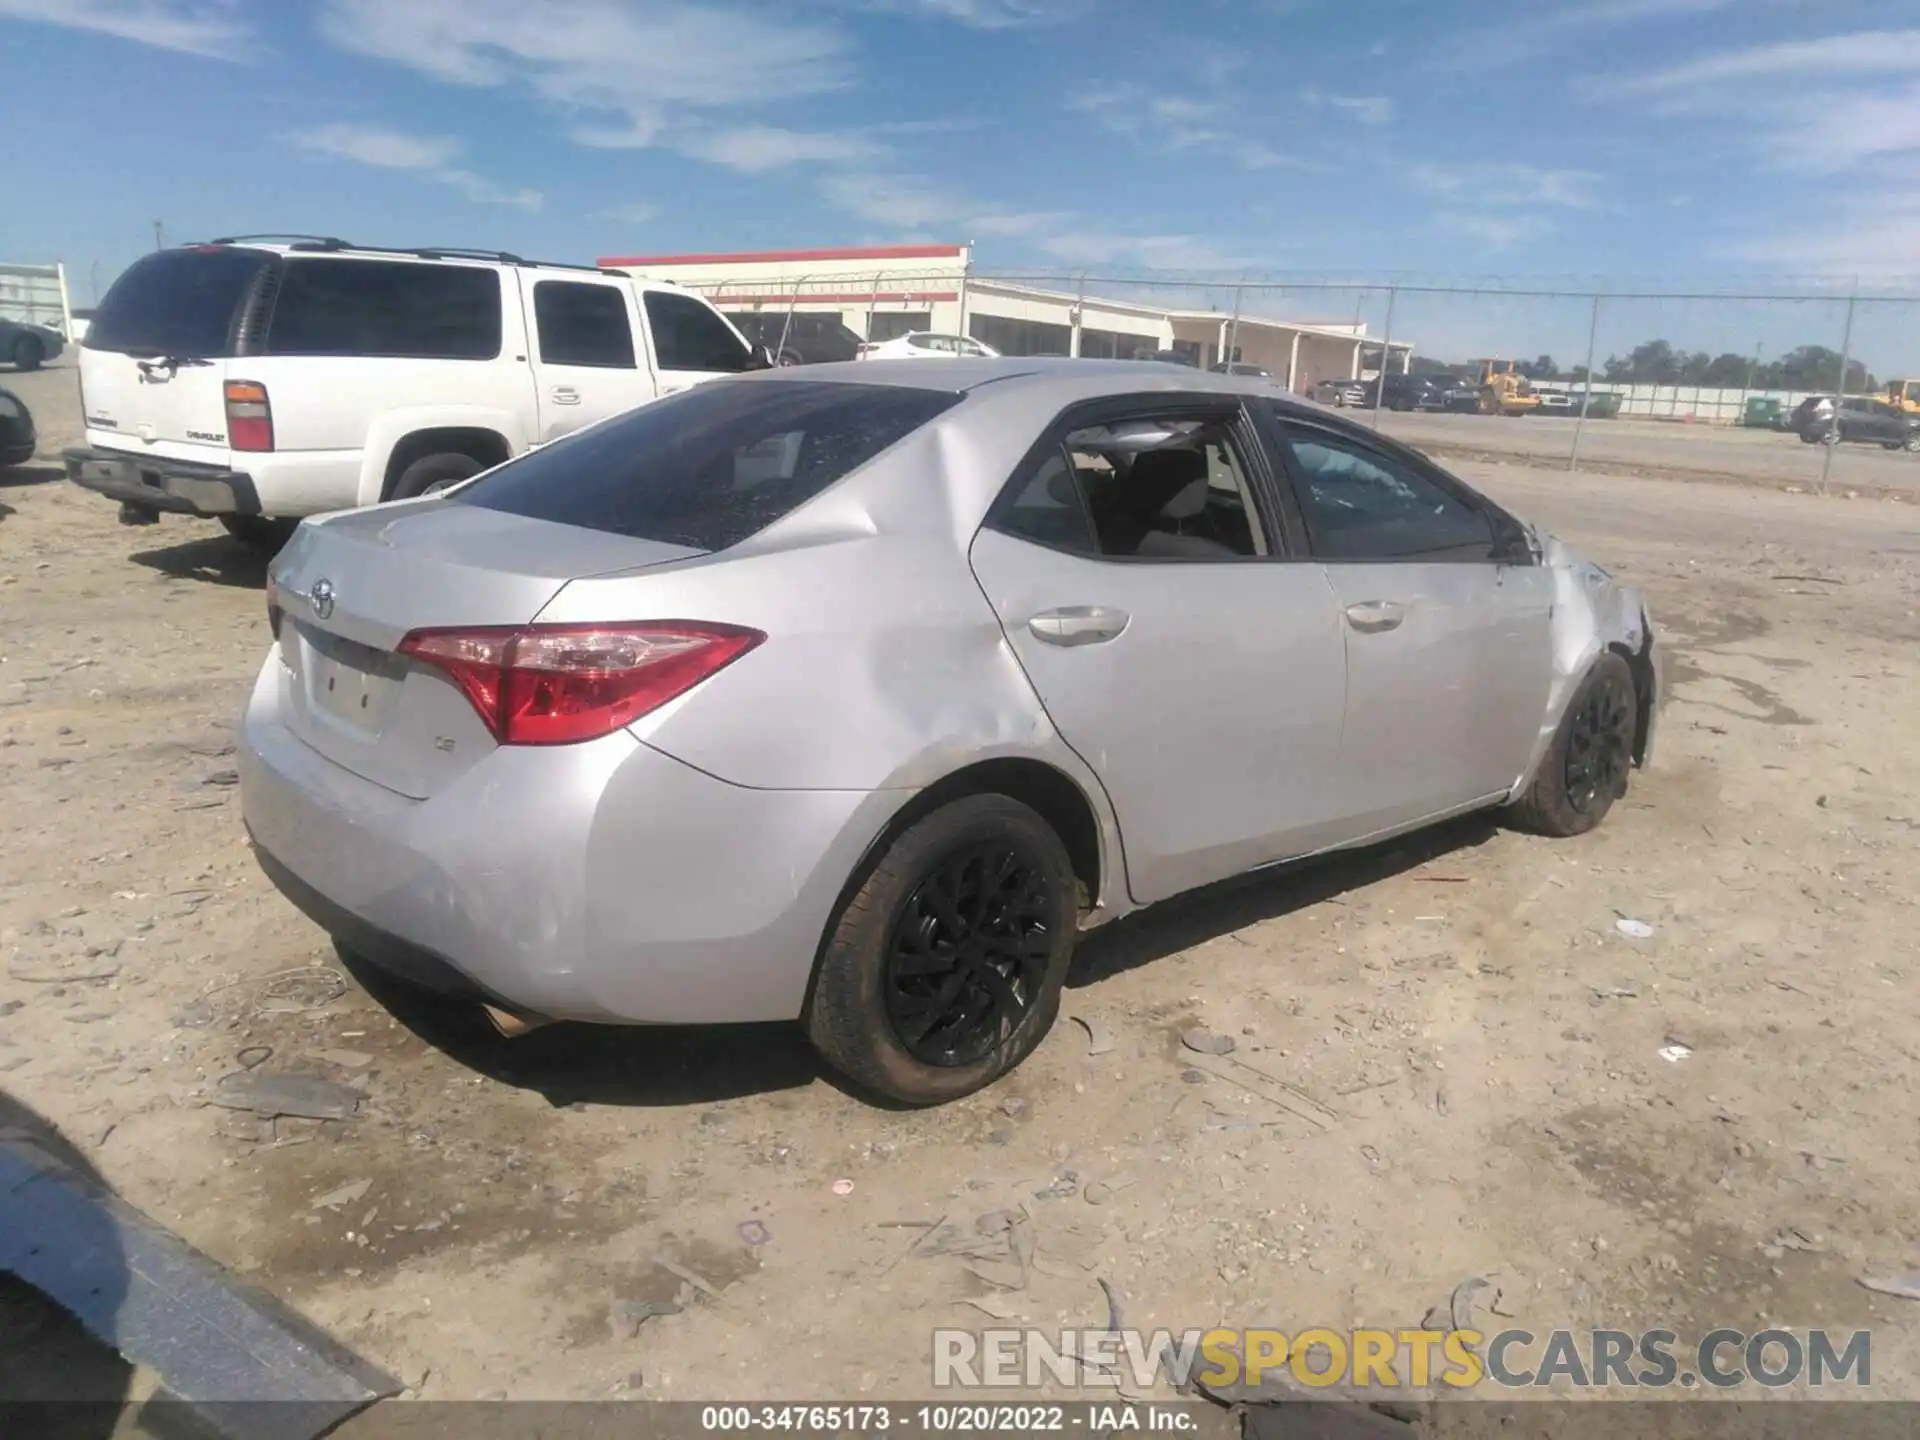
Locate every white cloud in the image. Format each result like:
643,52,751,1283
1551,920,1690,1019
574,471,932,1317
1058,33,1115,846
1599,29,1920,97
1070,84,1309,171
597,202,661,227
292,123,541,211
819,173,1252,272
1300,89,1394,126
0,0,249,58
1438,0,1760,73
858,0,1087,23
1431,211,1553,251
1579,28,1920,181
677,126,881,173
316,0,852,154
293,122,460,171
1405,163,1600,210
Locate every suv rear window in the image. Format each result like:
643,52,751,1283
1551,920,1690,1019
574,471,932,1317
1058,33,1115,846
264,258,502,359
455,380,961,551
86,247,271,357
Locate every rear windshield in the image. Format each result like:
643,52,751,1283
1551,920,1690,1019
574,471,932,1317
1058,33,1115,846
455,380,962,551
86,247,270,357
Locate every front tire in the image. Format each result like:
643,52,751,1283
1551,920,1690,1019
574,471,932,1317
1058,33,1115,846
806,794,1078,1106
1905,435,1920,453
1509,653,1638,837
11,336,43,372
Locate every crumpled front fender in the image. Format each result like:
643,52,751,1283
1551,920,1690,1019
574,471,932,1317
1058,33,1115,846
1515,536,1665,798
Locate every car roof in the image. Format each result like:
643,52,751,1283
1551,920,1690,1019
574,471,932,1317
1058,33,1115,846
739,355,1339,419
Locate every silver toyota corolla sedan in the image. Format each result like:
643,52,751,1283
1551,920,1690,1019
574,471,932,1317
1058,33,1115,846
241,358,1665,1105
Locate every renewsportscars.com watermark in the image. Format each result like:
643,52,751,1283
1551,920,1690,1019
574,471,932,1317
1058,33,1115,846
934,1327,1873,1392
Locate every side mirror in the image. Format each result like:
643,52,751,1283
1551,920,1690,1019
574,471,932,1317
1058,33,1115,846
744,345,775,372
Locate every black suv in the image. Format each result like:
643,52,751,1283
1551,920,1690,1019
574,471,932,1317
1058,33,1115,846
1375,373,1467,411
723,312,863,366
1793,395,1920,451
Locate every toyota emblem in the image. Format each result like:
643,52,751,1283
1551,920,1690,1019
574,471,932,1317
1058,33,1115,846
308,577,335,621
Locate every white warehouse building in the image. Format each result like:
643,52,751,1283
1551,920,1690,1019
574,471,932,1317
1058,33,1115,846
597,243,1410,393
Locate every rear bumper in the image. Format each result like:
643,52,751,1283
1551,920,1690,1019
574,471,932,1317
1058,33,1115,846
65,446,260,516
237,655,896,1025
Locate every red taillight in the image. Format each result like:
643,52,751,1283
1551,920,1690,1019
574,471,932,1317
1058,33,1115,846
265,572,283,639
397,622,764,746
225,379,274,452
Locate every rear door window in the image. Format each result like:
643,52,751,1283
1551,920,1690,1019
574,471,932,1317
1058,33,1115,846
86,246,272,357
455,380,961,550
533,281,636,368
264,259,502,359
642,292,752,373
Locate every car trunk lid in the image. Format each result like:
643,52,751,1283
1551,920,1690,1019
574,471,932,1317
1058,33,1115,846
270,505,704,798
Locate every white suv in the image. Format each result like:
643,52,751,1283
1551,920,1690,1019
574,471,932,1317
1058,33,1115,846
67,238,765,547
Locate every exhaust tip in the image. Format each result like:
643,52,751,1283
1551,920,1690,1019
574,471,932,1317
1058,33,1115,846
482,1003,554,1039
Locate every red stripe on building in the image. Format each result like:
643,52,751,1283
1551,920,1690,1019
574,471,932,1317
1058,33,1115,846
703,291,959,307
601,244,965,268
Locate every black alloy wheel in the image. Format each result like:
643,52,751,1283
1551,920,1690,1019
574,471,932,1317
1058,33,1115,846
882,842,1057,1067
1564,672,1636,816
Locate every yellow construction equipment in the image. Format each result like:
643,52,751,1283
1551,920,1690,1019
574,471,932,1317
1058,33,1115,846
1886,380,1920,414
1476,359,1541,416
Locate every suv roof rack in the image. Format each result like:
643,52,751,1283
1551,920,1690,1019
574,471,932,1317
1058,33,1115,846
207,234,351,249
207,237,636,275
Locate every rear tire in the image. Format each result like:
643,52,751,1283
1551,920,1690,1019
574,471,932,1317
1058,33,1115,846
1905,435,1920,453
11,336,43,372
390,451,483,501
1508,653,1638,838
806,794,1078,1106
219,515,298,552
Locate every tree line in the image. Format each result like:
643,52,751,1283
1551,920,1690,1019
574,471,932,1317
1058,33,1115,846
1407,340,1878,392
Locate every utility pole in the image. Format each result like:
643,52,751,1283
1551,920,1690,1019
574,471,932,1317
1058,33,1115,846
1568,292,1602,473
152,220,166,252
1819,294,1857,496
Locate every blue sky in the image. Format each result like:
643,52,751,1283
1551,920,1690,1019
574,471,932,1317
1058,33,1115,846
4,0,1920,366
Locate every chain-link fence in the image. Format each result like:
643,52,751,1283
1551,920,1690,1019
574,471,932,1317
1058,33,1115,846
673,262,1920,496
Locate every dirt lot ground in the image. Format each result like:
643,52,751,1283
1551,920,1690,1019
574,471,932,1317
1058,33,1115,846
5,361,1920,1409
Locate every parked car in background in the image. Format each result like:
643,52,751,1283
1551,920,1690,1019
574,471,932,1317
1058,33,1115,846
243,357,1663,1106
1,317,65,372
1209,361,1278,382
857,331,998,360
1566,390,1623,420
1313,376,1369,407
1789,395,1834,435
724,311,862,367
1532,388,1576,414
65,239,765,550
1134,349,1197,367
1795,394,1920,450
0,386,34,466
1375,373,1461,411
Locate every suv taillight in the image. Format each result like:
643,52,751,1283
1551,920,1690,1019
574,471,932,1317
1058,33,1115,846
225,380,274,452
397,622,764,746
